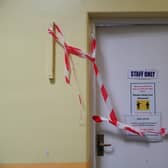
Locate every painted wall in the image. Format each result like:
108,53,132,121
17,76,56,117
0,0,168,164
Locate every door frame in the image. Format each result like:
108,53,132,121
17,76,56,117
86,12,168,168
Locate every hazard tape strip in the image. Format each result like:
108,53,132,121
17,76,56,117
70,56,86,124
48,23,168,137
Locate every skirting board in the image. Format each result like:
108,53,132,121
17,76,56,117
0,162,88,168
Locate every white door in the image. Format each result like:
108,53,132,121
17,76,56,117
91,24,168,168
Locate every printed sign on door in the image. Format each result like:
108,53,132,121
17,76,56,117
130,83,155,114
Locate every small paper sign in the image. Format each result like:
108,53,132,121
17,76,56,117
130,83,156,114
125,115,161,142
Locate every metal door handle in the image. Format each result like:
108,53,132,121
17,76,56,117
99,143,111,147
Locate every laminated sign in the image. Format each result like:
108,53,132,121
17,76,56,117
130,83,155,114
128,79,161,141
125,115,161,142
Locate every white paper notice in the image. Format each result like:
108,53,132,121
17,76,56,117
125,115,161,142
130,83,155,114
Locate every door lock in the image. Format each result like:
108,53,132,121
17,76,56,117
96,134,111,156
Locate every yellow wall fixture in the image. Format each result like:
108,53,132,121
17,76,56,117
1,0,168,166
48,22,56,83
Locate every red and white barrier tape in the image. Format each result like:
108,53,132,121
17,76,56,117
48,23,168,138
70,56,85,124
